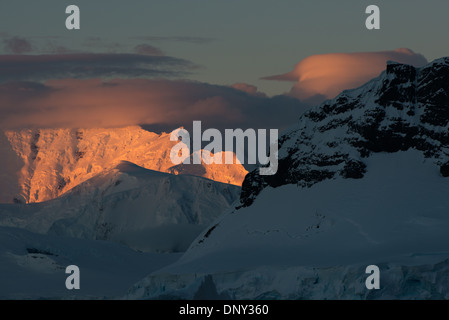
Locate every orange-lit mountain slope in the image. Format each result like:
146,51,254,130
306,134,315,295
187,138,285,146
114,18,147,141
1,126,247,203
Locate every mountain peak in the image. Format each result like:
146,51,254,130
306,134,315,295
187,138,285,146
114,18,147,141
240,57,449,208
114,160,156,175
1,126,247,203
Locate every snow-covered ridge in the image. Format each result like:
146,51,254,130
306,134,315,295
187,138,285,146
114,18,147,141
0,161,241,252
1,126,247,203
240,57,449,207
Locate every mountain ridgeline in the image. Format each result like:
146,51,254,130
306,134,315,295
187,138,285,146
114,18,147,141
240,58,449,208
1,127,247,204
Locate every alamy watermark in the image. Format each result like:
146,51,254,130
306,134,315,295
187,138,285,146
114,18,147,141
170,121,279,175
365,265,380,289
64,5,379,31
65,265,80,290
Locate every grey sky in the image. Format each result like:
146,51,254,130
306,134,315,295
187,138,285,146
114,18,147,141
0,0,448,96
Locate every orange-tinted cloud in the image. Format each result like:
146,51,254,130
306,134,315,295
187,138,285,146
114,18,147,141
0,79,307,131
231,83,267,97
263,48,427,103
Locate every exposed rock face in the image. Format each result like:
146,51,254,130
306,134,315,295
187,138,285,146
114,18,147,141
240,58,449,208
1,126,247,203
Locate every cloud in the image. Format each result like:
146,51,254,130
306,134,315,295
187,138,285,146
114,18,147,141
0,79,307,132
1,35,167,56
82,37,125,52
3,37,32,54
0,40,307,134
134,44,165,56
0,53,194,82
0,35,75,55
231,83,267,97
133,36,215,44
262,48,428,103
44,45,74,54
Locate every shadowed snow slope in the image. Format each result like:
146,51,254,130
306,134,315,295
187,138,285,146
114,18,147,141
127,151,449,299
0,226,180,299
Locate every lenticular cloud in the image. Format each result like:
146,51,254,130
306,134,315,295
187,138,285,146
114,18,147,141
263,48,428,102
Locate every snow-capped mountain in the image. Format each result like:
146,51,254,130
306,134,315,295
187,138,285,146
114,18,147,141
127,58,449,299
0,161,240,252
240,58,449,207
1,126,247,203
